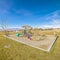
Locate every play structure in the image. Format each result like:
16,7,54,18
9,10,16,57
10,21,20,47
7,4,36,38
16,25,58,41
15,25,47,41
16,25,32,40
22,25,32,40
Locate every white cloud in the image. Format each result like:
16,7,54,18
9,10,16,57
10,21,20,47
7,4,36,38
41,24,60,29
52,19,60,25
40,10,60,28
39,10,60,21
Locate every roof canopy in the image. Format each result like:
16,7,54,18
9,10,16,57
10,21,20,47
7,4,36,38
22,25,32,30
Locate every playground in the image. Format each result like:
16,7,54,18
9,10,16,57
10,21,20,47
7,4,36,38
5,34,57,52
4,25,58,52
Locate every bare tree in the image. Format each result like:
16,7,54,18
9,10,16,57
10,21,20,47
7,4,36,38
1,20,9,36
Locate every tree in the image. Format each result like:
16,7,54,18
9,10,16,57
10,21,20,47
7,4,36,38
1,20,9,36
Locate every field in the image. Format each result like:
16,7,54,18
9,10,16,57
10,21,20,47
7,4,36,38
0,30,60,60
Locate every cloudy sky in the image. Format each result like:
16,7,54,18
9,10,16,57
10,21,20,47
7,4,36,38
0,0,60,28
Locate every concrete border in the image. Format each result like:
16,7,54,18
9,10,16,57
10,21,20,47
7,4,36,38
47,36,58,51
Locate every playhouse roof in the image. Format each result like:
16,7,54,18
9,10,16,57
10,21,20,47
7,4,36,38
22,25,32,29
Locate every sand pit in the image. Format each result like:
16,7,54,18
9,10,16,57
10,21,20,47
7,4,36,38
4,35,57,52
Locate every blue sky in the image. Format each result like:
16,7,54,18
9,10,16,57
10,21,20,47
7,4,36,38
0,0,60,28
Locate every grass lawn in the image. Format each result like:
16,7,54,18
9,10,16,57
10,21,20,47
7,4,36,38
0,31,60,60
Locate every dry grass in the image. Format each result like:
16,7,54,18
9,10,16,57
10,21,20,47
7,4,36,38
0,30,60,60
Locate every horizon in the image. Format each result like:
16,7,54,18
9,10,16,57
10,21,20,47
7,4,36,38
0,0,60,29
0,26,60,31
